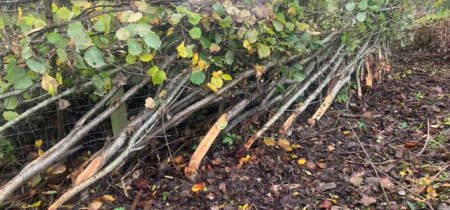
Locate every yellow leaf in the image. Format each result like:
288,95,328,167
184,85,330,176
207,83,219,93
212,70,223,77
197,59,209,71
240,154,250,163
426,186,438,200
56,58,66,66
28,200,41,208
255,65,267,78
399,170,407,177
140,53,154,62
38,149,44,156
219,202,227,208
263,137,276,146
35,139,43,148
243,40,253,52
191,182,206,192
18,7,23,20
211,76,223,88
221,74,232,81
167,27,175,36
177,41,188,58
278,139,293,151
297,158,307,165
297,22,309,31
158,89,167,98
101,194,116,202
41,74,59,93
191,53,199,66
287,7,297,15
83,2,91,9
342,130,353,135
239,203,250,210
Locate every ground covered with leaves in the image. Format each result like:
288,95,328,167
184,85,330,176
52,49,448,210
3,49,450,209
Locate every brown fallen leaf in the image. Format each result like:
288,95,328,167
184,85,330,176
101,194,116,202
173,155,184,164
48,163,66,175
379,177,395,190
349,172,365,186
319,199,332,209
278,139,293,151
360,194,376,206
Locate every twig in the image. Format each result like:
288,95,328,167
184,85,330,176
347,122,391,209
244,44,346,149
417,119,430,156
279,57,345,134
345,159,396,166
0,83,40,100
0,68,121,134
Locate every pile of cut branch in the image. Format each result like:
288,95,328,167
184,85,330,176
0,0,402,208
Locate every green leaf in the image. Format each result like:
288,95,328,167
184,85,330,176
285,22,295,32
93,20,105,32
3,111,19,121
126,54,136,64
147,66,159,75
189,27,202,39
359,0,368,10
212,3,225,16
92,75,103,89
293,72,305,82
84,47,105,68
56,72,63,85
56,7,71,20
356,12,367,22
134,23,151,37
4,96,18,110
51,3,58,12
245,29,258,44
169,14,184,25
67,21,92,50
56,48,68,61
0,18,4,29
219,16,232,28
272,21,284,32
224,51,234,65
190,71,205,85
46,32,62,44
152,71,166,85
21,46,32,60
144,32,162,50
188,12,201,25
116,27,131,41
345,2,356,11
14,76,33,90
26,59,47,74
257,44,271,58
127,39,143,55
275,83,285,93
73,53,87,69
199,36,212,48
216,120,227,130
276,13,286,24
